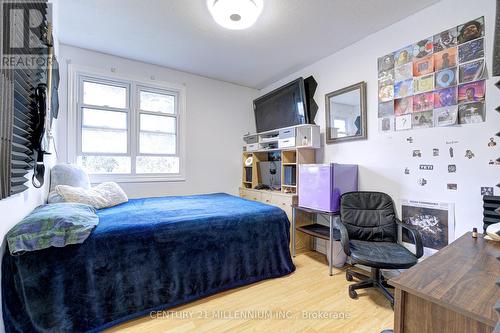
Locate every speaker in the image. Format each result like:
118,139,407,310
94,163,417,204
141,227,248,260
244,167,252,183
304,76,318,124
284,165,296,186
483,195,500,234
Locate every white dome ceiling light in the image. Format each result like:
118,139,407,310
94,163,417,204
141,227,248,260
207,0,263,30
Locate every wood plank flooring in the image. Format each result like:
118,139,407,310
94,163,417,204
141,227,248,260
106,252,393,333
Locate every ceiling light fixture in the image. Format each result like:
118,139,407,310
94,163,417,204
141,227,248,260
207,0,263,30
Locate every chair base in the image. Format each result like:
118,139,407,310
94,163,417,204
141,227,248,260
346,267,394,307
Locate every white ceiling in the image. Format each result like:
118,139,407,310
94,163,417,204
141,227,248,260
58,0,440,89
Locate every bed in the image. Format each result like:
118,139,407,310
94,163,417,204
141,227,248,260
2,193,295,333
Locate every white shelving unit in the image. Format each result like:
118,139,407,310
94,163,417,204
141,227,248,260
243,124,320,152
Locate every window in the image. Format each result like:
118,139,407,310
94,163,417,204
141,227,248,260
333,119,347,137
73,71,185,181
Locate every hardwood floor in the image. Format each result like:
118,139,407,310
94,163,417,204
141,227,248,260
106,252,394,333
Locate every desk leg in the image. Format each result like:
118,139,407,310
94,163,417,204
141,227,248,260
393,288,404,333
329,215,333,276
292,207,296,257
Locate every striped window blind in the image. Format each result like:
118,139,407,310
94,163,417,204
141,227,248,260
0,0,49,199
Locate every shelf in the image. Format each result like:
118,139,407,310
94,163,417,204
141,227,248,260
242,181,252,184
292,205,340,216
296,223,341,241
282,163,296,166
282,184,296,187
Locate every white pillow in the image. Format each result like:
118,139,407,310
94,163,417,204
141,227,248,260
56,182,128,209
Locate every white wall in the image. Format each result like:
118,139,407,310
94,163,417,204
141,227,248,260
57,45,258,198
261,0,500,240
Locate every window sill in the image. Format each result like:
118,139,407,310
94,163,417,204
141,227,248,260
89,175,187,184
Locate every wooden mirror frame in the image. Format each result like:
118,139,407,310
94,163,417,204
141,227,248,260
325,81,367,144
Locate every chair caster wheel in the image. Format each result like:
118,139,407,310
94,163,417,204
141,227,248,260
346,271,353,281
348,286,357,299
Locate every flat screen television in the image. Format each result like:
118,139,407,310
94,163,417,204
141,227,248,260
253,78,309,133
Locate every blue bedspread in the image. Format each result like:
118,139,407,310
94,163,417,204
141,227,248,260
2,193,295,332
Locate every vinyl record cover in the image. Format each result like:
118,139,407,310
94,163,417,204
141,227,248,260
458,38,484,63
378,53,395,72
394,79,413,98
378,116,394,132
413,55,434,76
434,47,457,71
414,73,435,93
458,59,486,83
395,114,412,131
413,37,434,58
394,96,413,116
394,45,414,66
458,80,485,103
394,63,413,82
434,106,458,126
435,67,457,89
413,92,434,112
378,69,395,86
411,110,434,129
378,84,394,102
433,27,458,52
378,101,395,118
434,87,458,108
458,102,485,123
457,16,485,44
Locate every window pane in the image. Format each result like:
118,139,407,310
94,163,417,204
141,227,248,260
140,114,176,133
82,108,127,130
139,90,175,114
82,128,127,153
136,156,179,174
77,156,131,174
139,132,176,154
83,81,127,108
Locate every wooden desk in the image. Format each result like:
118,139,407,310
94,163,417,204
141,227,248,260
291,205,340,276
389,232,500,333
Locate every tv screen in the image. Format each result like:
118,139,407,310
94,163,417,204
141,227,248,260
253,78,308,132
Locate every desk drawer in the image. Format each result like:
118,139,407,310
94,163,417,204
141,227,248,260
261,192,273,205
241,190,261,202
271,195,292,210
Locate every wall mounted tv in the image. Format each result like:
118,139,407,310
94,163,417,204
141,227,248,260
253,78,309,133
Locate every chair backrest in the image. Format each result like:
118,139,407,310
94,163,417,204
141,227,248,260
340,191,397,242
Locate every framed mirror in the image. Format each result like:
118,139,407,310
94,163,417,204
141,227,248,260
325,82,367,144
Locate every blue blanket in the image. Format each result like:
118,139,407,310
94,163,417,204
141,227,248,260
2,193,295,332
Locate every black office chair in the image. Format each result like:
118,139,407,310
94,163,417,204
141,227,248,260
336,191,423,306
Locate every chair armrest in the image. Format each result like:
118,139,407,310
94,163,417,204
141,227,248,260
396,218,424,259
335,219,351,256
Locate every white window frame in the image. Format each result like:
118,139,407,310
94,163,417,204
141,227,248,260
67,64,186,183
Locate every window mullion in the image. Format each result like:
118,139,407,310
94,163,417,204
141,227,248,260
130,83,138,176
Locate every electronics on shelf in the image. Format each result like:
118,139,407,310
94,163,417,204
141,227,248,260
243,124,320,152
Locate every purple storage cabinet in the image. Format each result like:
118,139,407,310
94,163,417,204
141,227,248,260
298,163,358,212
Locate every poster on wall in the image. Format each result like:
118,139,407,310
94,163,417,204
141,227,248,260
401,199,455,253
377,17,487,132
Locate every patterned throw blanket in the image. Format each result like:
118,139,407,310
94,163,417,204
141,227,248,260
6,203,98,255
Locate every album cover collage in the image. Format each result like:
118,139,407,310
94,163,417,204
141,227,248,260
378,17,487,132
